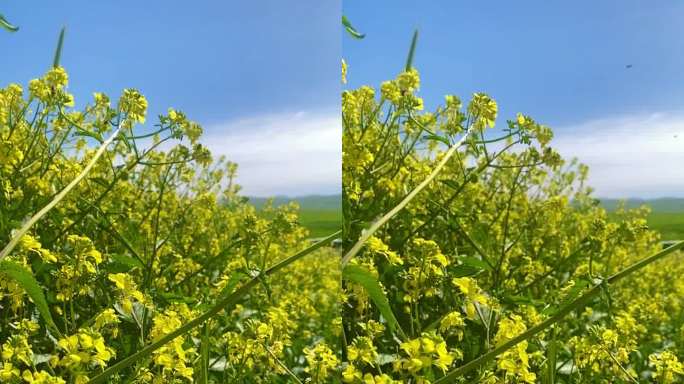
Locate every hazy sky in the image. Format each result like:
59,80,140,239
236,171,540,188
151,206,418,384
344,1,684,198
1,1,340,197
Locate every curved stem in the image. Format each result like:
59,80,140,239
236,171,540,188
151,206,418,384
87,230,340,384
434,241,684,383
0,124,123,262
341,127,473,266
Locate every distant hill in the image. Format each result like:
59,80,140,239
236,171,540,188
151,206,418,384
248,194,341,211
599,197,684,213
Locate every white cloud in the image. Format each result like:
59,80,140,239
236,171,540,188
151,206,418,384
201,111,340,197
198,111,684,198
552,113,684,198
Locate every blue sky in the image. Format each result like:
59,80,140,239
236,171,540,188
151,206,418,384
1,0,340,196
344,1,684,198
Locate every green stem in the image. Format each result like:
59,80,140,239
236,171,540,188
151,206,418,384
341,127,473,266
261,342,303,384
0,124,123,262
433,241,684,383
87,230,340,384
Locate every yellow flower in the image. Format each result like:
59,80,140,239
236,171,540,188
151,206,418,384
118,88,148,124
494,314,527,345
342,364,362,383
304,343,338,382
342,59,348,84
439,311,465,339
467,92,497,129
367,236,403,265
45,67,68,88
19,234,41,251
0,362,20,381
347,336,377,365
396,69,420,93
650,351,684,383
108,273,146,314
93,92,110,107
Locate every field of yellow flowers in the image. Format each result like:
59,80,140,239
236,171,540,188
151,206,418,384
340,65,684,383
3,36,684,384
0,67,341,383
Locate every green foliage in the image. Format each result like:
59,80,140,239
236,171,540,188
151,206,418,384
0,68,341,383
88,231,339,383
340,63,684,383
299,208,342,238
0,260,60,336
342,264,406,339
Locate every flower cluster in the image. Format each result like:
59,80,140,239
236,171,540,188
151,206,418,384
341,66,684,383
0,67,341,382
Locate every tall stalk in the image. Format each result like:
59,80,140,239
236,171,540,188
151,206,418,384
0,124,123,263
341,128,473,266
434,241,684,382
87,230,341,384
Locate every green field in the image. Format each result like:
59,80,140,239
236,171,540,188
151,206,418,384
249,195,341,238
298,208,342,238
645,212,684,240
601,198,684,241
294,196,684,240
250,195,684,240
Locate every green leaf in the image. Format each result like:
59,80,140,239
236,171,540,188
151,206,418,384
448,264,481,278
342,15,365,39
342,264,406,339
459,256,492,271
53,27,66,68
74,128,104,143
423,133,451,146
218,271,248,297
0,14,19,32
439,179,462,191
156,292,197,305
0,260,61,336
107,254,144,273
405,29,419,71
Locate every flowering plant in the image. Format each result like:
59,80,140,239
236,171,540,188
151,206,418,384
0,67,341,383
340,64,684,383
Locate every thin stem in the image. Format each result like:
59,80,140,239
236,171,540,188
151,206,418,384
433,241,684,383
0,124,123,262
86,230,340,384
341,127,473,266
261,342,303,384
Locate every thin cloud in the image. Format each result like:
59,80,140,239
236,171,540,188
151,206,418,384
551,113,684,198
201,111,341,197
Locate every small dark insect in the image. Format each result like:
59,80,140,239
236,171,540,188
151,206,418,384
625,64,633,69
